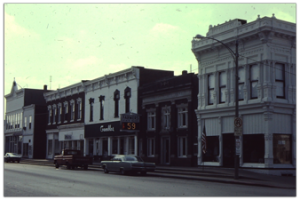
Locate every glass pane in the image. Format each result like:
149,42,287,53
208,74,215,88
219,72,226,86
238,84,244,100
275,81,284,97
251,82,258,98
220,87,226,102
250,65,259,80
275,64,284,80
209,89,214,104
273,134,291,164
238,68,245,83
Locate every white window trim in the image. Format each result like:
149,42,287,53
146,108,156,131
47,105,52,125
76,98,82,121
178,137,187,158
147,138,155,157
63,101,68,123
52,104,57,125
161,106,171,130
70,99,75,122
57,103,62,124
177,104,188,129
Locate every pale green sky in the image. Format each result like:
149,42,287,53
3,3,296,97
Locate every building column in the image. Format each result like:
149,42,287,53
107,137,111,156
134,135,138,156
263,105,274,167
196,113,202,165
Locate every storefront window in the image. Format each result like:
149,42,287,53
203,136,219,162
243,134,264,163
48,140,53,155
129,137,135,155
273,134,292,164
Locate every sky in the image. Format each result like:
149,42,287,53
3,2,296,101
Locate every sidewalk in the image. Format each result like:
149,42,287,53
20,159,296,189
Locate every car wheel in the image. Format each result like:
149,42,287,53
67,164,71,169
141,171,147,176
120,169,125,175
17,160,20,163
55,162,59,168
104,167,109,174
84,165,88,170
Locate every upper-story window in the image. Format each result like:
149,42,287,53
99,95,105,120
89,98,94,122
219,71,226,103
58,103,62,123
70,100,75,121
114,90,120,118
178,105,188,128
238,67,245,101
48,105,52,124
24,116,27,129
162,106,171,130
275,63,285,98
208,74,215,105
29,116,32,129
77,98,82,120
250,64,259,99
124,87,131,113
53,105,57,124
63,101,68,122
147,109,156,131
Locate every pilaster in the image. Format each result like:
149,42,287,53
263,105,274,167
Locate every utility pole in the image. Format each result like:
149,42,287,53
234,40,239,179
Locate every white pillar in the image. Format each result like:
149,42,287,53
108,137,111,156
134,135,138,156
117,137,120,154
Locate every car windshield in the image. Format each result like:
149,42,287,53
7,153,18,156
124,156,143,162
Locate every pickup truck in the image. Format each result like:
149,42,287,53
54,149,93,170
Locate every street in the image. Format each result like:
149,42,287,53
4,163,295,197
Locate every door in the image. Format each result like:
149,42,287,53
162,137,170,165
222,134,235,167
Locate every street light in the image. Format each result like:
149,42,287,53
194,34,240,179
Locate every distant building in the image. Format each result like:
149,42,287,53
84,66,173,160
4,80,49,158
43,81,87,159
139,71,199,166
192,15,296,175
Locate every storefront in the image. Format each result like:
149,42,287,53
85,121,138,160
5,132,22,154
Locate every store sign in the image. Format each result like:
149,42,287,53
121,113,140,123
100,124,115,132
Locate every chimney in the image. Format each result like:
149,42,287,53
182,70,188,75
44,85,47,91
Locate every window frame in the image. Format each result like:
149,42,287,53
147,138,155,157
89,98,94,122
76,98,82,120
178,137,187,157
177,104,188,129
219,71,226,103
238,67,245,101
275,63,285,99
162,106,171,130
48,105,52,125
250,64,259,99
114,90,120,118
208,74,215,105
99,95,105,120
147,109,156,131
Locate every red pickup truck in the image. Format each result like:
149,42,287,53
54,149,93,170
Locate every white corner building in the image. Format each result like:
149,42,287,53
192,14,296,175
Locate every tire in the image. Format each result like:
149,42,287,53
55,162,59,168
67,163,71,169
104,167,109,174
141,171,147,176
17,160,20,163
84,165,88,170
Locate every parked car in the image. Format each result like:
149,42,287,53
100,155,155,175
4,153,21,163
54,149,93,170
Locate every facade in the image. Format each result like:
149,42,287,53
139,71,199,166
84,66,173,160
4,80,49,158
43,81,87,159
192,15,296,175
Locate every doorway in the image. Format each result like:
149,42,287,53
161,137,170,165
222,134,235,167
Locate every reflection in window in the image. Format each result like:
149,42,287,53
273,134,291,164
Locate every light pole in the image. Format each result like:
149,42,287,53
194,34,240,179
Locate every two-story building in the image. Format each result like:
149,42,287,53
192,15,296,175
139,71,199,166
84,66,173,160
43,80,88,159
5,79,49,158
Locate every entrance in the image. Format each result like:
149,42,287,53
161,137,170,165
222,134,235,167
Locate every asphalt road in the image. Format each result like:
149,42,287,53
4,163,295,197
